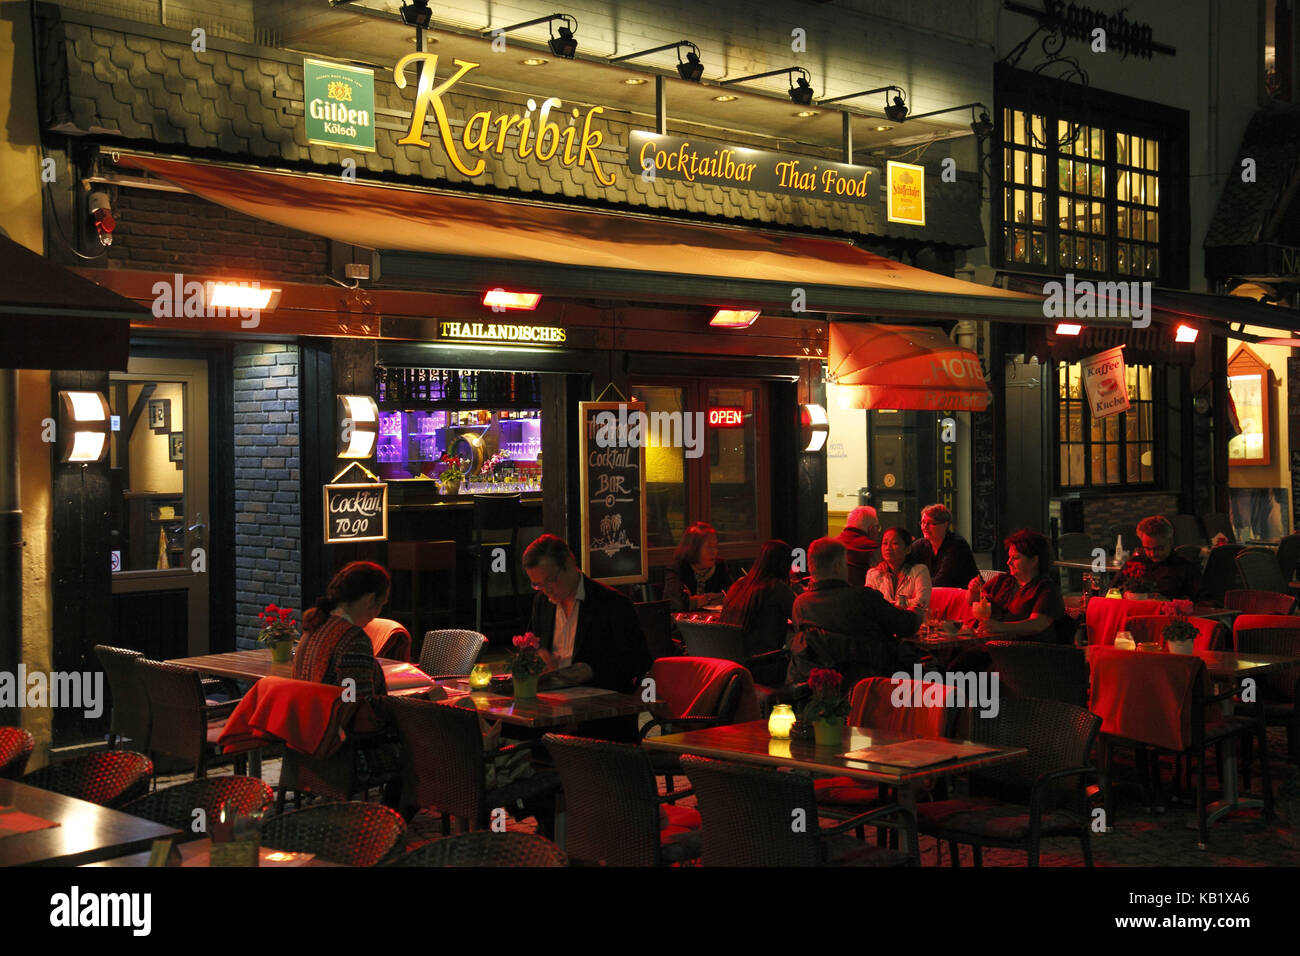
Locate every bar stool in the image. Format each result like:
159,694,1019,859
467,494,524,632
387,540,457,657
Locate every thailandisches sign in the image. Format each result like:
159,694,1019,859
323,481,388,543
1080,346,1131,419
304,58,376,152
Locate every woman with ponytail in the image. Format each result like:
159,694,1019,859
294,561,392,699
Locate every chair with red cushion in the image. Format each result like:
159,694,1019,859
363,618,412,662
0,727,35,780
915,696,1099,866
927,587,974,625
682,754,917,866
21,751,153,808
672,615,787,713
1123,616,1227,653
120,776,274,839
1233,615,1300,764
260,801,407,866
1223,589,1296,615
1089,647,1272,847
543,733,702,866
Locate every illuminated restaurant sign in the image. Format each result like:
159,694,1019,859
708,407,745,427
395,54,615,185
886,161,925,226
629,131,877,206
304,59,375,152
437,321,566,345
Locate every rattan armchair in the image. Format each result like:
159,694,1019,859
1234,615,1300,765
120,775,274,839
386,831,568,867
259,801,407,866
916,696,1099,866
682,754,918,866
21,751,153,808
985,641,1089,706
416,629,488,679
1237,548,1290,594
1223,589,1296,615
0,726,35,779
1200,545,1245,604
94,644,151,751
136,658,250,780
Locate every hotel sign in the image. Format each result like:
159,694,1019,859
438,321,566,346
628,131,876,206
304,59,375,152
886,161,925,226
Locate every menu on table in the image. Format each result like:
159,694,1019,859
842,738,998,769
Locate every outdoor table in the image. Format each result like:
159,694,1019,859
1056,557,1124,588
642,720,1028,853
436,680,653,729
82,838,343,867
0,779,181,867
1086,646,1299,826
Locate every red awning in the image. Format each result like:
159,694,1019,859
829,323,991,411
111,152,1046,321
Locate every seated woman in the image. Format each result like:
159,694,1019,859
719,539,796,657
865,527,932,615
966,528,1066,641
662,521,734,613
295,560,391,698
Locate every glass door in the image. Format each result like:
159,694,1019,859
108,358,210,658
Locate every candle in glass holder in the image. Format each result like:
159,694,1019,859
469,663,492,689
768,704,796,739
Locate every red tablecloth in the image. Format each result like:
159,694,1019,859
1088,647,1208,751
0,806,60,838
928,587,975,625
1085,597,1167,645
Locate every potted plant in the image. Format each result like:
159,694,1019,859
435,453,469,495
257,603,300,663
1159,600,1197,654
1116,563,1158,601
803,668,849,748
509,631,546,699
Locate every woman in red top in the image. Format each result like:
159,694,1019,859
295,561,391,699
967,528,1065,641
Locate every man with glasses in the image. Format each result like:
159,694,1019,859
523,534,650,702
1119,515,1200,599
910,503,980,590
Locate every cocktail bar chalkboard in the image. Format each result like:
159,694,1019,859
323,482,388,543
579,401,648,584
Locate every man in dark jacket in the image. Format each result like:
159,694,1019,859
788,537,920,685
910,503,981,589
837,506,881,586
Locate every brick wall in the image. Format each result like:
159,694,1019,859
233,343,301,649
106,189,328,282
1081,493,1180,543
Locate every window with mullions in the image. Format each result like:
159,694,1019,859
1001,108,1160,280
1057,361,1156,488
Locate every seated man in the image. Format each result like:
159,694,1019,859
788,537,921,686
837,505,882,586
1119,515,1201,600
523,535,649,743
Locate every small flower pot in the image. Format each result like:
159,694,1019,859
813,719,843,748
1165,636,1194,655
512,674,539,699
269,640,293,664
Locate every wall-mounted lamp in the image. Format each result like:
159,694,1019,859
484,14,578,59
608,41,704,82
720,67,814,105
709,309,760,328
800,403,829,452
1055,323,1083,335
338,395,379,459
1174,324,1199,343
482,289,542,310
58,390,111,463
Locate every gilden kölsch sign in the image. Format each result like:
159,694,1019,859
304,59,375,152
1081,346,1131,419
323,482,388,543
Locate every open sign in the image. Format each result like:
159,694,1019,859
708,407,745,427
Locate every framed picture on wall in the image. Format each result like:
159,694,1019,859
169,432,184,462
148,398,171,432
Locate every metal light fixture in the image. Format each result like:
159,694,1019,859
58,390,111,463
800,404,829,452
338,395,379,459
720,67,815,105
885,94,909,123
710,309,760,328
400,0,432,28
483,14,577,59
206,282,281,313
1055,323,1083,335
482,289,542,310
1175,324,1199,343
608,41,704,82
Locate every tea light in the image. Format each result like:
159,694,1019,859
469,663,493,689
1114,632,1136,651
768,704,796,739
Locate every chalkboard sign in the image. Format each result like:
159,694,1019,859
323,482,388,543
579,401,648,584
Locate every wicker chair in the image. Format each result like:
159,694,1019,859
543,733,702,866
120,776,273,839
260,801,407,866
416,629,488,679
985,641,1089,706
1200,545,1245,604
386,831,568,867
1223,589,1296,615
672,615,787,712
1275,533,1300,587
1233,615,1300,763
1237,548,1290,593
682,754,918,866
94,644,151,751
21,751,152,808
388,697,559,834
916,696,1099,866
0,726,35,779
135,658,250,780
